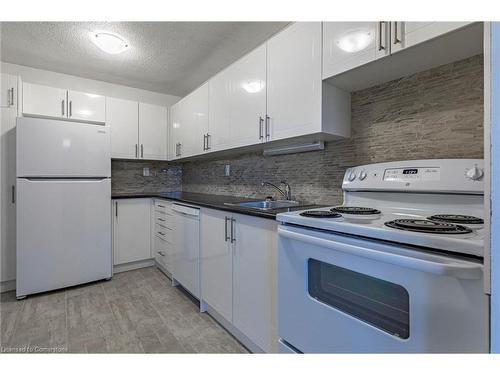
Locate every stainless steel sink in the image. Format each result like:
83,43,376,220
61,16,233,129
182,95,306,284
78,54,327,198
225,199,302,211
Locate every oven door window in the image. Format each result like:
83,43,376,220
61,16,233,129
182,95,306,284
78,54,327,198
308,259,410,339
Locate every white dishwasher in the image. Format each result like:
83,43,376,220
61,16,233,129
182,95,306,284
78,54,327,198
171,203,200,299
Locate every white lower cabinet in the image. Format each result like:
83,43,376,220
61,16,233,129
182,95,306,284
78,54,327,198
152,199,174,274
200,208,278,352
112,198,151,265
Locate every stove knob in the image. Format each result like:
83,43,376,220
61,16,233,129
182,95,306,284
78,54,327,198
466,166,484,181
359,170,367,181
348,171,357,181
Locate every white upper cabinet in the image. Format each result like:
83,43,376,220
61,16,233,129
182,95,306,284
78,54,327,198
107,97,139,159
139,103,168,160
67,90,105,123
1,73,18,109
22,82,66,119
181,82,209,158
170,101,183,159
266,22,323,141
390,22,471,53
322,22,390,79
210,44,266,151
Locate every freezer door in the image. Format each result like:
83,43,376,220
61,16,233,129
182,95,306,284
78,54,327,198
16,117,110,177
16,178,112,297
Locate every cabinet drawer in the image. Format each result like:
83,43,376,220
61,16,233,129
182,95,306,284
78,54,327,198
154,236,171,271
154,200,171,213
154,223,172,242
154,209,172,228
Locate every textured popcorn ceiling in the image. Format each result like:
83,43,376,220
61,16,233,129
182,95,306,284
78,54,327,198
0,22,288,96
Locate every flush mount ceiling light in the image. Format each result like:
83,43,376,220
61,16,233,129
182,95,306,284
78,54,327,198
336,29,373,53
89,31,129,54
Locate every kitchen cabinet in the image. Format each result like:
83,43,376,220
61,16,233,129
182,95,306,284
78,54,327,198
67,90,105,123
1,73,18,109
139,103,168,160
22,82,105,123
22,82,67,119
266,22,349,142
200,208,278,352
231,212,278,353
170,83,209,159
152,199,174,274
322,22,390,79
209,45,266,151
1,105,17,284
107,97,139,159
200,208,234,322
112,198,151,265
390,22,471,53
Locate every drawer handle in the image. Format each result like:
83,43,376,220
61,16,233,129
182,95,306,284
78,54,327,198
158,231,166,236
158,251,166,256
157,204,166,208
157,218,166,222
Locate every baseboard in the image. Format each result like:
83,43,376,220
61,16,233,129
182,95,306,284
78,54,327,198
113,259,155,274
1,279,16,293
155,261,172,279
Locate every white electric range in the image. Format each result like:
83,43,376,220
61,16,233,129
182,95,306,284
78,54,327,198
277,159,489,353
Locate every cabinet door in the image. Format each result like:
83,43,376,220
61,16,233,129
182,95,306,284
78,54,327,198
1,107,17,282
200,208,233,322
181,82,209,158
209,71,232,151
22,82,66,119
1,74,17,109
107,97,139,159
323,22,390,78
228,44,267,148
139,103,168,160
266,22,322,141
390,22,472,53
232,213,278,353
113,199,151,265
170,102,183,159
67,90,106,123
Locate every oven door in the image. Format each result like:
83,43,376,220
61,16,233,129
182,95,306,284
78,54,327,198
278,225,488,353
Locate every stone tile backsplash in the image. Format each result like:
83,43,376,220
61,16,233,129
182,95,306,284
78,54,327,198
181,55,484,205
111,159,182,194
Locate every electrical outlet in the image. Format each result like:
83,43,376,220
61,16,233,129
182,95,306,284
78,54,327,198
224,164,231,176
143,167,150,177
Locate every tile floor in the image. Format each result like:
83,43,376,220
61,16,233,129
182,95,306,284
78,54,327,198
0,267,248,353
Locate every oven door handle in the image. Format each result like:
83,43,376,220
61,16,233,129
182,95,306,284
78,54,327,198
278,227,483,280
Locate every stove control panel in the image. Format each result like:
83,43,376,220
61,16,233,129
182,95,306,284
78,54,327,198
343,159,484,194
383,167,441,182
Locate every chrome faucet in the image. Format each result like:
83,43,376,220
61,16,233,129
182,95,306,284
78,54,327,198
261,180,292,201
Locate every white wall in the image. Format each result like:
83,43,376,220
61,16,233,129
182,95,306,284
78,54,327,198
1,62,180,106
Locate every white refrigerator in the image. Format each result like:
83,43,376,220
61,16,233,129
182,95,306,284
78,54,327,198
16,117,112,298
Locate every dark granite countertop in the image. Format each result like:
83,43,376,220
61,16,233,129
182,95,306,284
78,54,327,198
111,191,324,219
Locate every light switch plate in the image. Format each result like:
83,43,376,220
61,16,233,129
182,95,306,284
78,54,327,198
224,165,230,176
143,167,150,177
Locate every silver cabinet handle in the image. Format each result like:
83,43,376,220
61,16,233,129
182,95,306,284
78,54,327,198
203,134,206,151
259,116,264,139
69,101,72,117
62,100,65,116
393,21,401,44
157,218,166,222
141,144,144,158
135,144,138,158
157,204,166,208
378,21,386,51
206,134,211,150
11,185,15,204
158,231,165,236
115,201,118,217
10,87,14,106
224,216,230,242
265,115,270,139
178,143,182,156
158,251,166,256
230,218,236,243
